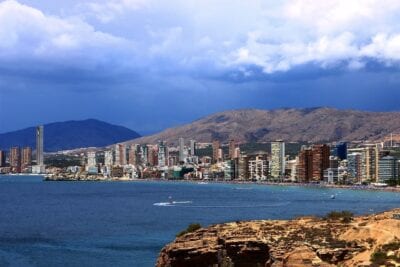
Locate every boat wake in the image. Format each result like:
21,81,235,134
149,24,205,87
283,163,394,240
153,201,192,207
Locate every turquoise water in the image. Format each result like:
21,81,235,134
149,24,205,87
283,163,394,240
0,175,399,266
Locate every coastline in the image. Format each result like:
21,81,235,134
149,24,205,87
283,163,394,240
39,175,400,193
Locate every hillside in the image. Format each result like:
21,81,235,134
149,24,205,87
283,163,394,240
132,107,400,144
0,119,141,152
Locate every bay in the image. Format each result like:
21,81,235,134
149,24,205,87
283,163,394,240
0,175,399,267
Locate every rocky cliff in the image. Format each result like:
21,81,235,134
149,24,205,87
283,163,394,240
156,209,400,267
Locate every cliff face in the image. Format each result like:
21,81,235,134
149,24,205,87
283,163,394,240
156,209,400,267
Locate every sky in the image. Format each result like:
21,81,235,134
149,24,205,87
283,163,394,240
1,0,400,135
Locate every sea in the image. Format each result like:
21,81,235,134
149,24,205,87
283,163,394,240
0,175,399,267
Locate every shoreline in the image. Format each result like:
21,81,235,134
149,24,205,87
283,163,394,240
2,173,399,193
40,175,400,193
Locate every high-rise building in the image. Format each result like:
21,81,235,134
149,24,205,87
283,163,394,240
223,159,236,180
212,140,220,163
148,146,158,166
179,137,185,162
347,152,362,183
378,156,399,183
234,147,240,159
128,144,138,165
22,147,32,168
140,145,148,165
297,148,313,182
311,144,330,181
271,140,285,178
158,141,168,168
36,125,44,166
10,147,21,172
104,150,113,166
348,145,378,182
87,151,97,168
228,139,237,160
0,150,6,167
189,140,196,156
248,155,269,180
238,153,249,180
115,144,127,166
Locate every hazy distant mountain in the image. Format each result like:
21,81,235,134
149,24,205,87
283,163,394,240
132,107,400,144
0,119,141,152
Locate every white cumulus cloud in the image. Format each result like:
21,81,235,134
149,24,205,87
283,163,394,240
2,0,400,76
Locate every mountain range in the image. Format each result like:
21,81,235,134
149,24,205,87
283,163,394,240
131,107,400,144
0,119,141,152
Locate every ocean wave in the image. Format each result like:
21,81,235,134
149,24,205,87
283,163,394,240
153,201,290,208
234,187,253,190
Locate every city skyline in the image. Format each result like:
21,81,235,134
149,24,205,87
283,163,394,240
1,0,400,134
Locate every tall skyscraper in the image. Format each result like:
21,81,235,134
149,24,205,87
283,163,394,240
179,137,185,162
115,144,127,166
347,152,362,183
10,147,21,172
128,144,137,165
0,150,6,167
271,140,285,178
140,145,148,165
22,147,32,168
228,139,237,160
311,144,330,181
104,150,113,167
36,125,44,166
158,141,168,168
189,139,196,156
87,151,97,168
148,146,158,166
297,148,313,182
212,140,220,163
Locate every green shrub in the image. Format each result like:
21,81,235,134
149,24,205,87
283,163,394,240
325,210,354,223
371,250,387,265
176,223,201,237
382,241,400,251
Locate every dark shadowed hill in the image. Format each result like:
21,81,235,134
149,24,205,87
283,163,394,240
0,119,141,152
131,107,400,144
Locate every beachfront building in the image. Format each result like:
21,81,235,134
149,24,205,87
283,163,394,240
237,153,249,180
21,147,32,169
378,156,399,184
189,139,196,156
128,144,138,165
158,141,168,168
311,144,330,181
0,150,5,167
348,145,379,182
271,140,285,179
248,155,268,181
347,152,362,184
9,146,21,173
212,140,221,163
297,148,313,182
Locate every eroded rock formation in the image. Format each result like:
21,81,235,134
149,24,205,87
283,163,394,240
156,209,400,267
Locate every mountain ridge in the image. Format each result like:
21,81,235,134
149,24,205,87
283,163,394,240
130,107,400,144
0,119,141,152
